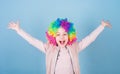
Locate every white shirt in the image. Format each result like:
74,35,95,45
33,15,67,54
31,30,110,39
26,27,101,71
55,47,74,74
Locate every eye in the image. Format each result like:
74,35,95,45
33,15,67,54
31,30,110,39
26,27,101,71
63,33,67,36
56,33,60,36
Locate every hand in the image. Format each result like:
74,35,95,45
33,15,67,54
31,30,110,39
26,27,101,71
101,20,112,28
8,21,20,32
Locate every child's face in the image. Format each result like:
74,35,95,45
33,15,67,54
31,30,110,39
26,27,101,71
56,27,68,48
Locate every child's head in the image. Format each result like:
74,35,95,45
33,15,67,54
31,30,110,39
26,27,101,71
46,18,77,47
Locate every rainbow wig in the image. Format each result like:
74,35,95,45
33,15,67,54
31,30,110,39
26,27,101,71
46,18,77,45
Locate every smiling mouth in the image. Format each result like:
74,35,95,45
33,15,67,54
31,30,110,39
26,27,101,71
59,40,65,45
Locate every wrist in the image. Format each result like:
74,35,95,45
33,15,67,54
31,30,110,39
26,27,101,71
101,24,106,27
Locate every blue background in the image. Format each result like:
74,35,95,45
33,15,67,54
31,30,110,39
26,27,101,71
0,0,120,74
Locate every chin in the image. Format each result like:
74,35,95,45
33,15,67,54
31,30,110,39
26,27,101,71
58,44,67,48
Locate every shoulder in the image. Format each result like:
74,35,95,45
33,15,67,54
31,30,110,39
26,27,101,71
44,43,57,52
67,42,79,49
70,42,79,46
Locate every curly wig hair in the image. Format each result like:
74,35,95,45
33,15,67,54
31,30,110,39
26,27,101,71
46,18,77,45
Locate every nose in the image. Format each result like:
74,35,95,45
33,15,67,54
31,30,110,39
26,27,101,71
60,35,64,39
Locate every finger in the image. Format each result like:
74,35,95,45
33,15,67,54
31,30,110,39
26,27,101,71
102,19,105,23
107,23,112,28
9,22,15,27
8,23,12,28
10,21,14,24
101,20,106,25
106,22,110,25
108,24,112,28
108,21,111,25
8,22,15,29
8,24,13,29
8,24,12,29
9,22,13,25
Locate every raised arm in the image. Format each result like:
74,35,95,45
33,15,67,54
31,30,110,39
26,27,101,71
78,20,112,52
8,21,46,53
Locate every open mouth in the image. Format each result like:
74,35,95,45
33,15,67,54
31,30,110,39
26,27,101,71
59,40,65,45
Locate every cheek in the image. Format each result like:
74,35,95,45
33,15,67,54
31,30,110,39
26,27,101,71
65,35,68,41
55,37,59,42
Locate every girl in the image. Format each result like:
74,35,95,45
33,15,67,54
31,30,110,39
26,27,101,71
8,18,111,74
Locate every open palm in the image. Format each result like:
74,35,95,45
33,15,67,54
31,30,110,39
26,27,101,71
8,21,20,31
101,20,112,28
